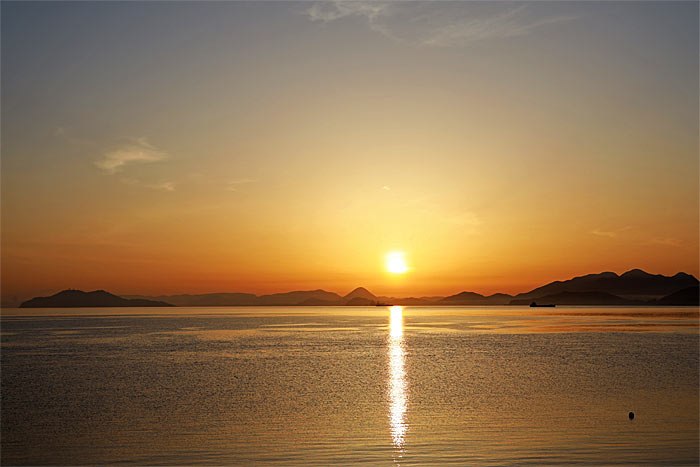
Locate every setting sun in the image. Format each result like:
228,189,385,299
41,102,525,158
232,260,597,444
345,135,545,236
386,252,409,274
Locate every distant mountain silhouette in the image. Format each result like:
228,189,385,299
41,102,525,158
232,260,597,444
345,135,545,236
654,286,699,306
510,291,644,306
258,290,344,306
128,287,385,306
20,290,173,308
125,290,347,306
441,291,484,302
487,293,515,302
344,287,377,301
125,293,259,306
30,269,696,308
441,291,513,305
345,297,378,306
513,269,698,301
125,290,346,306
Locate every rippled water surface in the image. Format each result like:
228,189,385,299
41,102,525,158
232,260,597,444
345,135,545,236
2,306,698,465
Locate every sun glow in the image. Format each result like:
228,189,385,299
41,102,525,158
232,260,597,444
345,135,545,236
386,251,409,274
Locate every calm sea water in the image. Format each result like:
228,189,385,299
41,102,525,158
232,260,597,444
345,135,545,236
1,306,698,466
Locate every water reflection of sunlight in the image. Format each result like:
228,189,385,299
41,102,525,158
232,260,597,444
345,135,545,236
388,306,407,454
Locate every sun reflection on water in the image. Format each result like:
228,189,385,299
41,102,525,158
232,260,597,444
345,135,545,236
388,305,407,455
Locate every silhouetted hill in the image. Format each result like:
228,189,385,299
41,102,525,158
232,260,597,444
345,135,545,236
20,290,173,308
441,291,512,305
486,293,514,302
654,286,699,306
510,291,643,306
84,269,698,307
125,293,259,306
344,287,377,301
514,269,698,301
442,291,484,302
258,290,344,305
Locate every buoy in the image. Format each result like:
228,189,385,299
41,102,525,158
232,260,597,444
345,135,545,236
628,412,634,420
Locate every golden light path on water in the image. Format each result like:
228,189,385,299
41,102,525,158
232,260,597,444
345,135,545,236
388,305,407,455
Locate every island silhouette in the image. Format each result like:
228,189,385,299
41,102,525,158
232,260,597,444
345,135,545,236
19,289,174,308
16,269,699,308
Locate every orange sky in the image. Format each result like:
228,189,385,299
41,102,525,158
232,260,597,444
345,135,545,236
1,2,698,304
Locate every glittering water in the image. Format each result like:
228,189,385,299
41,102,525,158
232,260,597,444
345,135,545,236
388,306,407,457
2,306,698,465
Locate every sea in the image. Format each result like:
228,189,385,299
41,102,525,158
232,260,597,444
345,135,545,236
1,306,698,466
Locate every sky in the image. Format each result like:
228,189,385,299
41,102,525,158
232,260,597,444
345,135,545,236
1,1,698,304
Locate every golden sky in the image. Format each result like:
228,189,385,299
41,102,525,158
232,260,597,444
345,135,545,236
1,2,698,303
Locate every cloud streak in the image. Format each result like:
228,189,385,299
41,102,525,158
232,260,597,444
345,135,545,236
226,178,257,192
121,178,175,192
421,6,574,47
304,2,575,47
95,138,167,173
306,1,388,23
648,237,682,247
591,226,631,238
592,229,619,238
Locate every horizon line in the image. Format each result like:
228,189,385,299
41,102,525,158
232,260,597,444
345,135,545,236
21,268,698,301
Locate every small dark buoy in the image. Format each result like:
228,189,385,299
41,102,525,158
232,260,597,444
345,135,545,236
628,412,634,420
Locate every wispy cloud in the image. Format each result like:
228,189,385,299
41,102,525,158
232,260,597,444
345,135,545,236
95,138,167,173
591,226,630,238
151,181,175,192
304,2,575,48
590,228,684,248
226,178,257,192
591,229,617,238
422,6,573,47
121,178,175,192
647,237,682,247
306,1,389,23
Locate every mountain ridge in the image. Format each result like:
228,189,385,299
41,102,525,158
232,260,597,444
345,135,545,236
513,269,698,301
344,287,377,300
15,269,699,307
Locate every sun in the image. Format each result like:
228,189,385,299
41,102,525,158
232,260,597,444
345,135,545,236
386,251,409,274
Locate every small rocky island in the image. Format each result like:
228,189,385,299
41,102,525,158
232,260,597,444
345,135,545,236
19,289,173,308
